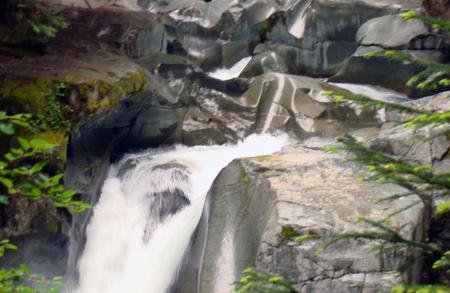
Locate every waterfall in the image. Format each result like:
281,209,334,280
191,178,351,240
73,134,286,293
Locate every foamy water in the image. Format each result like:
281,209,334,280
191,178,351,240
208,57,252,81
74,134,287,293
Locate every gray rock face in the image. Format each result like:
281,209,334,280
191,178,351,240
330,46,446,98
183,138,422,292
357,15,430,48
331,12,448,98
375,91,450,168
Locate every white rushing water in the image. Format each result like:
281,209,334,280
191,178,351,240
74,134,287,293
208,57,252,81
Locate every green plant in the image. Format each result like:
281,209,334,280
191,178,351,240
392,284,450,293
0,112,31,136
400,10,450,32
364,50,450,91
0,253,63,293
1,0,69,42
0,110,88,210
34,83,73,132
278,225,300,245
0,111,89,292
234,268,299,293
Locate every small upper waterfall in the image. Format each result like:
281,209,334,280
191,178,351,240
73,134,286,293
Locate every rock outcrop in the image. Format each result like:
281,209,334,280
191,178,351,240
181,137,423,292
331,14,449,97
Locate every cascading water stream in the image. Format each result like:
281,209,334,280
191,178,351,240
73,134,287,293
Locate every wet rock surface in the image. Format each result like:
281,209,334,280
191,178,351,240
185,137,423,292
0,233,68,278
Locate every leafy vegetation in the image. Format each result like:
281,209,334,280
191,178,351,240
0,110,89,292
278,225,300,245
34,83,73,132
0,239,64,293
400,10,450,32
235,268,299,293
0,0,69,47
0,111,88,211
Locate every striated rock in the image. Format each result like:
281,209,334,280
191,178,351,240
183,138,423,292
265,0,412,76
233,73,382,135
240,51,288,77
402,90,450,113
178,72,410,143
46,0,424,76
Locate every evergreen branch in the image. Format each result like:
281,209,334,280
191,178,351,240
337,136,450,191
387,199,422,218
295,218,442,255
376,191,418,203
392,284,450,293
401,10,450,32
363,51,450,90
235,268,299,293
323,90,424,114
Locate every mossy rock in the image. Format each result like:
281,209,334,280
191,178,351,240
0,68,147,115
77,68,148,113
0,57,148,169
0,76,59,113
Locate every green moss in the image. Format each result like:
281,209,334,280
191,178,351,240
0,67,147,170
259,19,272,36
239,162,251,184
83,68,147,113
300,87,311,94
278,225,300,245
0,68,147,116
0,76,60,113
251,155,279,163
